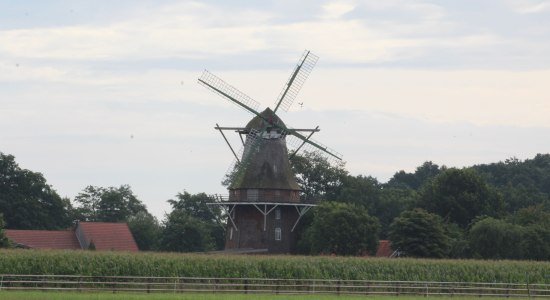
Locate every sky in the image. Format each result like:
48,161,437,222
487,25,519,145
1,0,549,219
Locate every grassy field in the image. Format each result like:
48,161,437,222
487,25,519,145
0,291,531,300
0,249,548,283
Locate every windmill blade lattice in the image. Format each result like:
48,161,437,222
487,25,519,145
199,70,261,115
274,50,319,113
286,134,343,165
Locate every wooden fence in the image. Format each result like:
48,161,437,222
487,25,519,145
1,275,549,297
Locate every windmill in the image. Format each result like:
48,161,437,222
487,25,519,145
198,50,342,253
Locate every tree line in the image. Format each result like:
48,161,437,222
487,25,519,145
1,150,549,260
292,152,549,260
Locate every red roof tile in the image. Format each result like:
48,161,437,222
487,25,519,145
376,240,393,257
5,229,80,250
77,222,138,252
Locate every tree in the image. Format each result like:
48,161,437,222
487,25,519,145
161,192,225,252
291,151,348,201
419,168,503,228
387,161,444,190
473,154,550,212
468,217,524,259
521,225,550,260
127,211,161,251
509,205,550,260
167,192,221,223
301,202,379,256
0,152,71,229
389,209,450,258
332,175,381,210
161,210,215,252
0,214,9,248
73,185,147,222
374,188,418,238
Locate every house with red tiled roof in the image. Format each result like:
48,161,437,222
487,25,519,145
5,221,138,252
3,229,81,250
75,222,138,251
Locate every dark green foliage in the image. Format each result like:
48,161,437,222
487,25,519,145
444,222,469,258
161,192,225,252
302,202,379,256
474,155,550,212
387,161,443,189
291,151,348,201
375,188,418,238
0,214,9,248
74,185,147,222
468,217,525,259
161,210,215,252
389,209,449,258
419,168,503,228
127,211,161,251
0,152,71,229
331,175,381,209
88,240,96,251
521,225,550,260
167,191,221,223
468,206,550,260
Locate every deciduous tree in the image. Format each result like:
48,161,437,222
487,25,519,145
161,192,225,252
301,202,379,256
419,168,503,228
127,211,161,251
389,209,450,258
73,185,147,222
291,151,348,201
0,213,9,248
0,152,71,229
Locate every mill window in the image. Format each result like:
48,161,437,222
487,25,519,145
275,208,281,220
275,228,282,241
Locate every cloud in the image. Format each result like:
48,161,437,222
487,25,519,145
299,68,550,128
0,1,513,66
321,1,356,19
511,0,550,13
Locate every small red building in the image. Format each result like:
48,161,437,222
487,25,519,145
4,221,138,252
376,240,394,257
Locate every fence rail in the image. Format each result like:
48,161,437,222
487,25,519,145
1,275,549,297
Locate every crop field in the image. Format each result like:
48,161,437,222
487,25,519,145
0,249,548,284
0,291,533,300
0,250,550,284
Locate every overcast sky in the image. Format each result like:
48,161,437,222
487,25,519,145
1,0,549,219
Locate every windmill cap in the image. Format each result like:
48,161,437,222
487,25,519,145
245,107,286,132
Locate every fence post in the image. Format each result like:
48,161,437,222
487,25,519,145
337,280,341,295
244,279,248,294
425,283,429,297
526,272,531,299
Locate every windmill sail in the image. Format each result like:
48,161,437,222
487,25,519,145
199,70,261,116
273,50,319,113
286,133,342,162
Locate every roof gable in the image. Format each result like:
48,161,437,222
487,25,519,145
5,229,80,250
77,222,138,252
